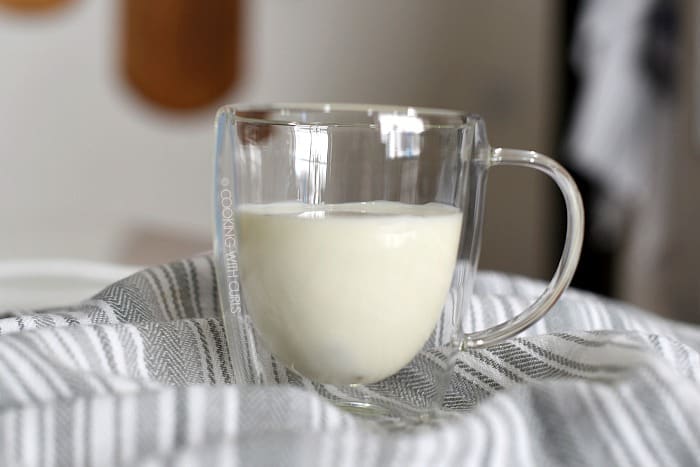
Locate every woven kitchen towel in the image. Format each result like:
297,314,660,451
1,255,699,466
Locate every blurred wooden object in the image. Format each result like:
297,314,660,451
0,0,71,12
123,0,241,110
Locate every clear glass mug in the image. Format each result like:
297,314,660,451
213,103,583,418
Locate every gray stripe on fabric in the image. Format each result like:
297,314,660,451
487,342,576,380
648,334,666,359
186,259,204,319
588,387,640,467
69,399,83,467
640,367,700,462
97,281,150,324
489,397,517,467
201,389,221,445
3,337,65,398
447,369,495,405
374,437,396,467
445,420,471,467
83,396,91,467
14,411,22,465
171,261,197,319
180,322,206,385
66,328,118,394
160,265,187,320
137,392,160,461
46,406,57,467
56,311,81,327
114,397,123,467
271,357,281,384
0,413,13,465
240,322,259,385
474,408,494,467
455,359,502,391
175,390,187,449
23,329,97,397
618,381,679,467
393,431,421,467
574,384,632,467
498,395,535,467
52,327,86,371
34,313,57,329
205,256,221,316
116,324,142,379
15,316,25,332
15,315,24,332
83,302,113,325
600,386,663,467
672,339,692,376
0,319,10,336
515,339,624,374
551,333,609,347
35,407,45,467
0,349,39,403
527,383,586,466
454,413,485,467
145,269,175,321
472,350,523,383
0,358,26,406
207,319,232,384
76,325,110,372
193,321,216,384
124,274,164,322
93,325,119,374
140,322,186,384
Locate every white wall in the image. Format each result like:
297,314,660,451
0,0,559,276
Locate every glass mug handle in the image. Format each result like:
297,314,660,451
462,148,585,349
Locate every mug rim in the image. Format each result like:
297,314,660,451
219,102,475,128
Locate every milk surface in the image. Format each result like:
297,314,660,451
237,201,462,385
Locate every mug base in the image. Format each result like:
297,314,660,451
334,400,392,418
333,399,442,427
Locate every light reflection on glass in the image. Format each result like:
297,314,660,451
293,125,329,204
378,113,424,159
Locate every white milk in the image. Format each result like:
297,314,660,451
236,201,462,385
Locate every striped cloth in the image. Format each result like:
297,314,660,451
1,256,700,466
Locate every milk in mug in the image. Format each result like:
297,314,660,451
236,201,462,385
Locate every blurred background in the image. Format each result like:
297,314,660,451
1,0,698,321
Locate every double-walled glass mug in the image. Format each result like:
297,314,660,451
213,103,583,419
